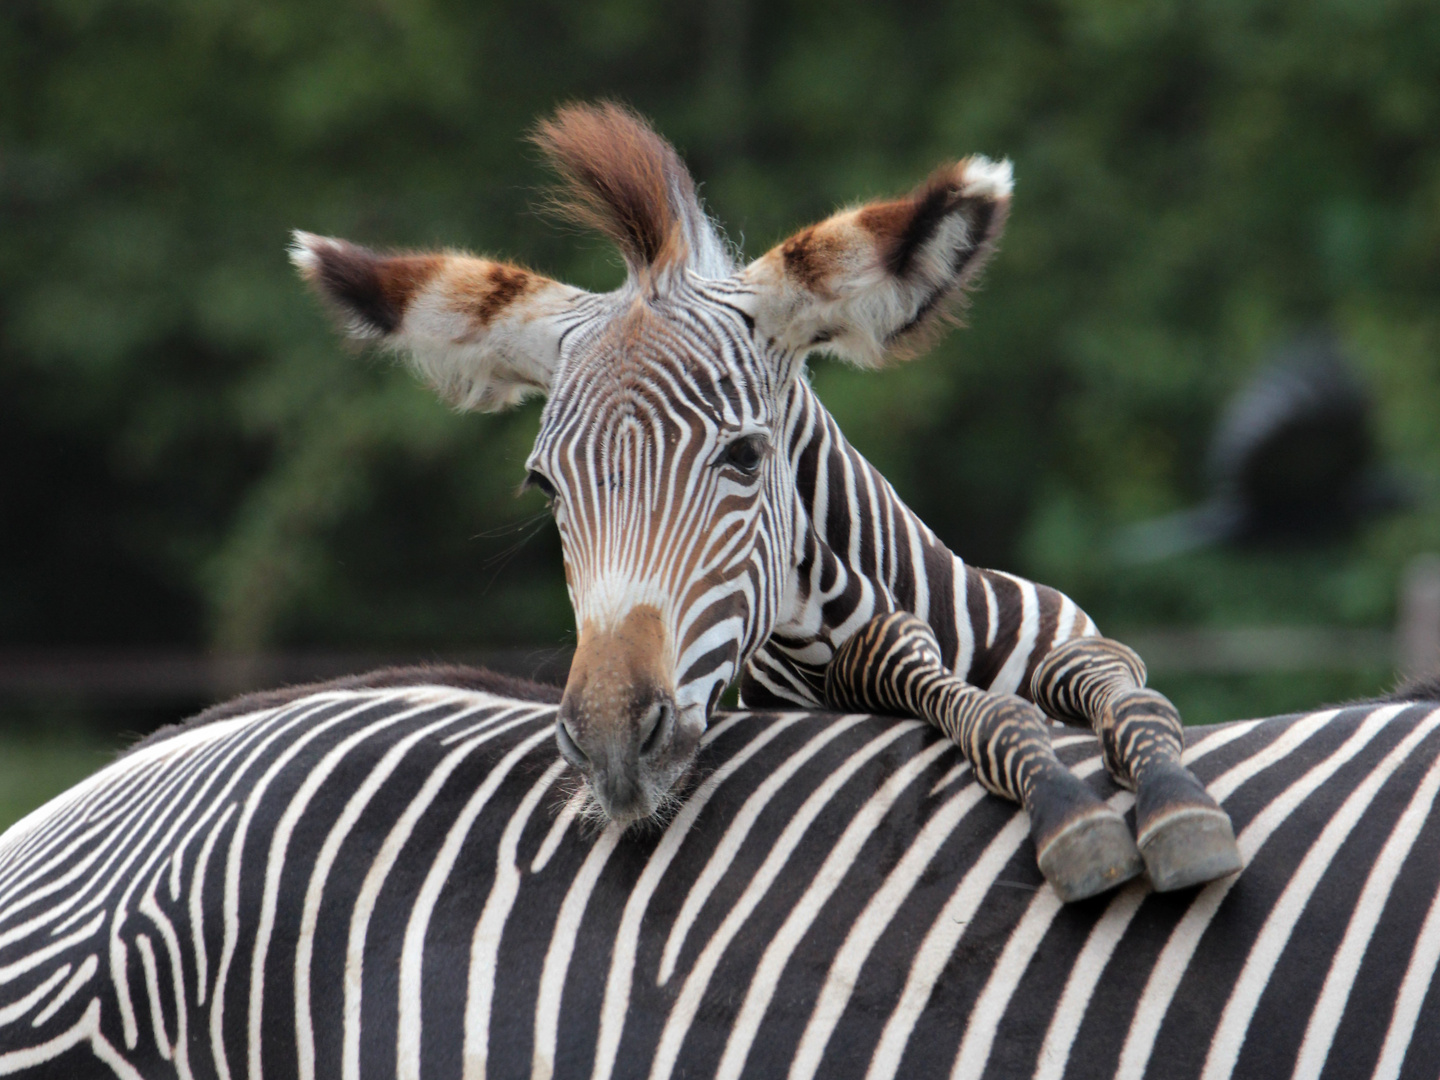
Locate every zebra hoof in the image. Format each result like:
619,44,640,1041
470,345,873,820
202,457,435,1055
1036,810,1145,902
1138,807,1242,892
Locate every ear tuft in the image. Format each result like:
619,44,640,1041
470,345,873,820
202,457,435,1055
531,101,734,281
288,230,323,277
861,156,1012,285
290,231,442,339
958,156,1013,201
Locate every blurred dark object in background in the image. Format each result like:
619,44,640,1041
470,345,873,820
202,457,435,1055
1117,334,1414,562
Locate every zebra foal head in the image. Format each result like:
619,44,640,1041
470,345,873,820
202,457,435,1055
293,103,1009,823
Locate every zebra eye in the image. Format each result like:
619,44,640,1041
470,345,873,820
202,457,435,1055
717,434,768,476
524,470,558,500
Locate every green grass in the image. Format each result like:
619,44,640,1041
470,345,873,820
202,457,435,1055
0,732,123,835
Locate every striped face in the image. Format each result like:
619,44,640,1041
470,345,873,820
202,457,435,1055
293,102,1011,824
526,291,798,819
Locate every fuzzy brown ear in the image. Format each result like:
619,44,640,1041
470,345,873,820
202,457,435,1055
290,232,592,411
738,156,1011,368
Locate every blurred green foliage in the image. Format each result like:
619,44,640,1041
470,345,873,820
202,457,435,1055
3,0,1439,716
0,720,117,832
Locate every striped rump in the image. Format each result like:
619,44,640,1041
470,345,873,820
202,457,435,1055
2,684,1439,1078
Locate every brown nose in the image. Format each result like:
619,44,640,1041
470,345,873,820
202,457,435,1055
557,604,682,821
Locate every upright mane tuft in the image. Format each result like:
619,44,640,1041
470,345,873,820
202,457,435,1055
532,102,732,282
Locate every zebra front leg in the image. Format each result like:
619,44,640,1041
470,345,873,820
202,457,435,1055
1030,636,1243,892
824,613,1143,902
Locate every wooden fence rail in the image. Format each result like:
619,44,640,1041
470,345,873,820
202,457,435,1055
2,557,1436,707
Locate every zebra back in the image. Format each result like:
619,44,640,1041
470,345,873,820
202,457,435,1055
1,685,1438,1080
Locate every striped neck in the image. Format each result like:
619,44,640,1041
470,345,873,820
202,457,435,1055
753,379,961,701
744,378,1094,709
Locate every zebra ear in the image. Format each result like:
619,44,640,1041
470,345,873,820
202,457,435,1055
738,157,1011,369
290,232,592,412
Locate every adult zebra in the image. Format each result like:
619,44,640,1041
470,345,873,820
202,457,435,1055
1,673,1439,1079
288,102,1240,901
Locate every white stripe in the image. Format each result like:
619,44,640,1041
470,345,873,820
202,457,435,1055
1053,594,1078,644
863,816,1032,1080
113,729,273,1055
530,789,584,874
462,758,567,1080
169,806,217,904
343,709,540,1080
0,1000,140,1080
1031,884,1148,1080
657,714,871,986
1292,736,1440,1079
1114,706,1401,1080
982,576,998,649
189,803,234,1006
397,725,554,1080
2,752,192,946
290,701,503,1080
211,694,421,1080
952,774,1132,1080
1030,719,1273,1080
529,713,755,1080
907,517,930,623
787,778,992,1080
951,561,974,678
595,713,818,1080
989,576,1039,695
1201,707,1440,1080
140,878,192,1080
0,910,103,987
707,729,945,1080
30,954,96,1029
0,757,169,934
858,714,1271,1080
0,964,69,1028
947,720,1264,1079
928,761,970,797
0,710,256,866
1374,860,1440,1079
134,933,172,1060
531,827,623,1080
253,696,489,1079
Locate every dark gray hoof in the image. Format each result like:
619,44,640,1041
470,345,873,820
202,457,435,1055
1036,809,1145,902
1138,807,1243,892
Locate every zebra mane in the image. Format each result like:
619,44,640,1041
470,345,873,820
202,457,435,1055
532,101,734,283
1377,671,1440,703
122,663,563,758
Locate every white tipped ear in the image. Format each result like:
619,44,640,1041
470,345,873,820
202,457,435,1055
290,231,592,412
737,156,1011,368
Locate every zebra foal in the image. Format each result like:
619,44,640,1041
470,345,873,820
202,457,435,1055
290,101,1235,899
1,674,1438,1079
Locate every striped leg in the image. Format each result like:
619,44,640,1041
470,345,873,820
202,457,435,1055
1030,636,1243,891
824,613,1142,902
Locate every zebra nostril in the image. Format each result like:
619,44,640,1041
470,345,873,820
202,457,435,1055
639,698,676,759
555,718,590,769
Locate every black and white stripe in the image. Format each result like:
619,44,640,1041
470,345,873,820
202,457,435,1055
2,681,1439,1078
737,372,1097,711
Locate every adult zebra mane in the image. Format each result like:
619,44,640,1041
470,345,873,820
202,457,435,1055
1377,671,1440,703
123,663,563,757
532,101,734,282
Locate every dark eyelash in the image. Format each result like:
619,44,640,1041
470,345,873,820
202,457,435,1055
523,470,558,499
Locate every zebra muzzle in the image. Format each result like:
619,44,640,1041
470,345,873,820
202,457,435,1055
557,604,698,822
555,692,683,822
